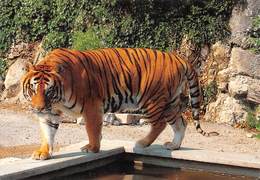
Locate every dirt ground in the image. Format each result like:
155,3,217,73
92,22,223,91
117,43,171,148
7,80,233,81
0,103,260,160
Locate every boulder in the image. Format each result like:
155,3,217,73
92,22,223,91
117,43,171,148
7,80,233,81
115,113,141,125
229,0,260,47
2,58,29,101
205,93,247,125
7,42,30,59
229,48,260,78
211,42,230,70
217,68,230,93
228,75,260,104
228,75,249,98
246,79,260,104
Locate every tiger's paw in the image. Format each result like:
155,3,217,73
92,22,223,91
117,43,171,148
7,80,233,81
31,150,51,160
135,139,151,148
163,142,181,150
80,144,100,153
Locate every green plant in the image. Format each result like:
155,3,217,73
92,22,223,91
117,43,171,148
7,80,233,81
0,0,243,55
72,28,104,51
246,107,260,131
202,80,218,106
246,106,260,139
42,32,68,52
0,58,7,78
248,15,260,54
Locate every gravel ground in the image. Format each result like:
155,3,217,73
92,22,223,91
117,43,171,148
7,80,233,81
0,103,260,160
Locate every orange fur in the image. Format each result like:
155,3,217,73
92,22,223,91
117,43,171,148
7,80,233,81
22,48,217,159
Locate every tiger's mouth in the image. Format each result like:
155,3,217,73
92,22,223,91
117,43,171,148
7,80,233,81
31,103,52,114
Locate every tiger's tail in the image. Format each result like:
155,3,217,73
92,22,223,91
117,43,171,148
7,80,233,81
186,64,219,137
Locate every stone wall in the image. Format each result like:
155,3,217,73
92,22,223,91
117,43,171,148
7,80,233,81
204,0,260,124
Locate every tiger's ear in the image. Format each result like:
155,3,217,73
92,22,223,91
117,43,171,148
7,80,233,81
22,62,35,72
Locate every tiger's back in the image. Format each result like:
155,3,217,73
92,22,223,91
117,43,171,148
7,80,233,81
38,48,189,118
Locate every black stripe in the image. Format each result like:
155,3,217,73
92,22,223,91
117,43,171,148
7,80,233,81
190,83,198,89
191,90,200,97
80,98,85,114
45,121,59,129
191,102,200,108
68,95,77,109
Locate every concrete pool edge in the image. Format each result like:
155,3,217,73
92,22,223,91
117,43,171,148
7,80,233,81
0,139,260,179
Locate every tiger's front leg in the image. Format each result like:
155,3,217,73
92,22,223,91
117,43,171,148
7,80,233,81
80,100,103,153
32,113,60,160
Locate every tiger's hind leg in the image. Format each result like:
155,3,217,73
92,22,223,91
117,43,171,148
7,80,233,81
163,96,187,150
135,103,167,148
135,121,167,148
164,116,187,150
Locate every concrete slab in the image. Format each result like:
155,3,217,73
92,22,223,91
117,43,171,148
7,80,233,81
0,139,260,179
116,139,260,169
0,144,124,180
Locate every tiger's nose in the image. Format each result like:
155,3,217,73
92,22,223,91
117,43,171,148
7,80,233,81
31,94,46,112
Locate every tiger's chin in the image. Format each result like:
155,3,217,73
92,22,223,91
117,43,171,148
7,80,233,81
33,109,51,114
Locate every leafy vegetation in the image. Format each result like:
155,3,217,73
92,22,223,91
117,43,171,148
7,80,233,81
0,0,242,54
248,15,260,54
0,59,7,78
71,28,104,51
202,80,218,106
246,106,260,139
246,105,260,139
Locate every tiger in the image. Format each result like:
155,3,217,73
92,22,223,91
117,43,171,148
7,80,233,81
22,48,218,160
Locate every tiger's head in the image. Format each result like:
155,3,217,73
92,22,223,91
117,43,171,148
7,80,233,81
22,64,63,113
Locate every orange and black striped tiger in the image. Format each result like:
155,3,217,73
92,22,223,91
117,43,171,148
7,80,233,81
22,48,218,160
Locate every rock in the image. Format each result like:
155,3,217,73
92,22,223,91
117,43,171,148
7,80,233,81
228,75,260,104
2,58,30,101
205,94,247,125
211,42,230,70
200,44,210,60
229,48,260,78
217,69,230,84
229,6,251,48
177,36,201,69
103,113,142,125
201,42,230,87
7,42,29,59
103,113,117,125
115,113,141,125
218,82,228,93
4,58,28,90
247,83,260,104
229,0,260,47
217,69,230,93
228,76,249,98
246,133,255,138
